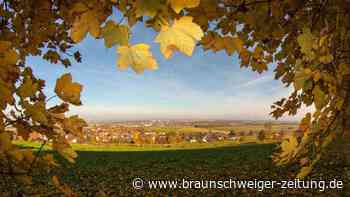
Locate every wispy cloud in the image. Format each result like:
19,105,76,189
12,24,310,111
236,75,272,89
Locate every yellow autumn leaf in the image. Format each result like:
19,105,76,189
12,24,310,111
22,149,34,163
96,190,108,197
23,101,48,125
297,166,312,179
299,113,311,131
0,40,11,51
62,115,87,136
135,0,164,17
52,138,77,163
155,16,204,58
116,44,158,73
312,70,321,82
170,0,200,13
0,132,12,152
16,175,32,185
71,8,101,43
297,28,315,59
0,41,19,65
293,67,312,91
232,37,244,52
0,78,14,108
312,85,326,110
48,103,69,120
335,98,344,110
319,54,333,64
8,149,24,161
280,135,298,157
338,63,350,75
212,36,225,52
43,154,59,166
253,46,263,60
202,33,243,56
102,21,129,48
17,77,38,98
62,148,78,163
239,48,250,65
69,2,89,15
200,32,216,50
15,122,30,140
52,176,60,187
251,61,267,73
55,73,83,105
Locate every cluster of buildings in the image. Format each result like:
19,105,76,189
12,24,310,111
14,123,291,145
10,120,299,144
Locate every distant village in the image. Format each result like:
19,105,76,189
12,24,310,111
12,120,302,144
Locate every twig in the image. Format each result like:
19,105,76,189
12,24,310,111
118,16,125,25
27,140,47,175
46,95,57,102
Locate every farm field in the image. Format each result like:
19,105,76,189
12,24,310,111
143,122,299,134
3,140,349,196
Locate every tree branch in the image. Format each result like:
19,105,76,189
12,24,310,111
27,140,47,175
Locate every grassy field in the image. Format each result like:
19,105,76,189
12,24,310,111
2,140,349,196
13,135,268,151
14,140,240,152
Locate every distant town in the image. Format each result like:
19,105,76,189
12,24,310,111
12,120,301,145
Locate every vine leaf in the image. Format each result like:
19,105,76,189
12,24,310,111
55,73,83,106
155,16,204,59
116,44,158,73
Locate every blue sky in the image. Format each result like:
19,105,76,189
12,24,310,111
28,22,309,122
